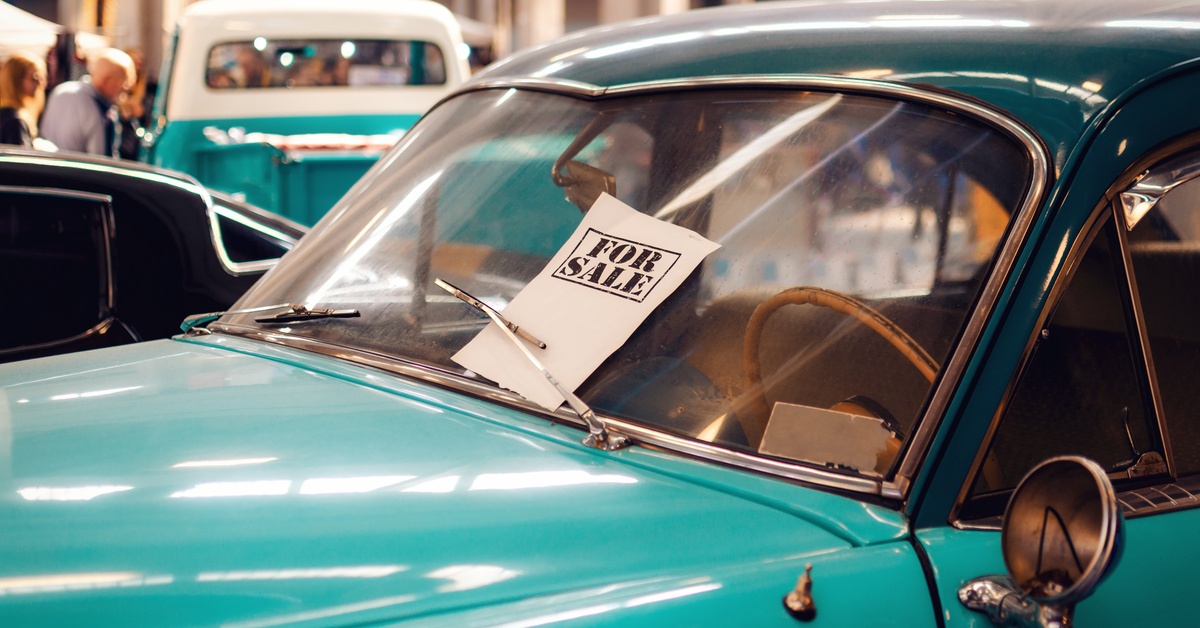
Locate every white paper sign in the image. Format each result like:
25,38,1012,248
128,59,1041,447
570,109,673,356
452,193,720,410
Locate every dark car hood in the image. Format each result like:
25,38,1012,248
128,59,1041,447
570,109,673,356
0,338,904,625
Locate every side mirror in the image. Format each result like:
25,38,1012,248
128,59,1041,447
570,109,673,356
959,456,1123,627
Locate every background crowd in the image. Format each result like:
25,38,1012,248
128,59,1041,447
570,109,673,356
0,46,151,159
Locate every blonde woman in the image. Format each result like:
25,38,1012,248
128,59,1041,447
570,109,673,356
0,52,47,148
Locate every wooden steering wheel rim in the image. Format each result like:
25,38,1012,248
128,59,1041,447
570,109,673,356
740,286,939,444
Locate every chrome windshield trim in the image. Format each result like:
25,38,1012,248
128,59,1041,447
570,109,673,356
1120,150,1200,230
205,324,884,495
216,75,1052,502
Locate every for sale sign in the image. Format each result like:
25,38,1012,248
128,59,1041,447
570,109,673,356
553,229,681,302
453,193,719,410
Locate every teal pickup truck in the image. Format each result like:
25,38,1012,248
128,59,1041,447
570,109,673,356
143,0,468,226
10,0,1200,625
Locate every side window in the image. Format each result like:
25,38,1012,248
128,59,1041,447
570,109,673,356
961,217,1160,517
963,145,1200,521
1127,170,1200,476
0,190,111,349
210,203,297,270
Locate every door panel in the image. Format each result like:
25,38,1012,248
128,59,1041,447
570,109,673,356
919,70,1200,626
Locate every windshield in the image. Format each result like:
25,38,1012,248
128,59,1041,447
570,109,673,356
206,39,446,89
224,86,1032,480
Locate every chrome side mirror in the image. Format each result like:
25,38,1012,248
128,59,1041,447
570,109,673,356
959,456,1123,627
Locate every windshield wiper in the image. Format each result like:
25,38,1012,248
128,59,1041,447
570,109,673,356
435,278,629,451
434,279,546,348
180,303,359,331
255,304,361,324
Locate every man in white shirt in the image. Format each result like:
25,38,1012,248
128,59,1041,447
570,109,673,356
40,48,135,157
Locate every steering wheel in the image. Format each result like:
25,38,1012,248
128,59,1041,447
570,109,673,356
740,286,939,445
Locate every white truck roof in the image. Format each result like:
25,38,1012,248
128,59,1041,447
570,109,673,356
167,0,469,120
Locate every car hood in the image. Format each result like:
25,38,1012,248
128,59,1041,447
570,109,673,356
0,338,901,625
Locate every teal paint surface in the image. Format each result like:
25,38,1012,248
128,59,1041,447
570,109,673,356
0,338,913,625
147,114,420,225
472,1,1200,173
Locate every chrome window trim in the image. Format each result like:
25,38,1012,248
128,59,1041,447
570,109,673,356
952,141,1200,528
1112,198,1176,479
0,153,210,198
212,75,1053,502
207,202,299,276
958,475,1200,532
949,209,1113,528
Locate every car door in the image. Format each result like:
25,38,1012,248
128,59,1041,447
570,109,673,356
915,69,1200,626
0,187,136,362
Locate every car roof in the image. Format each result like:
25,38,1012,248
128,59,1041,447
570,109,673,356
0,148,208,195
472,0,1200,160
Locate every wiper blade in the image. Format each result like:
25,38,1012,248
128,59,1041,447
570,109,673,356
180,303,359,331
434,279,546,349
434,278,629,451
255,304,361,324
181,303,292,331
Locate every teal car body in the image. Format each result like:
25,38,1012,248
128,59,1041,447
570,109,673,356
7,0,1200,625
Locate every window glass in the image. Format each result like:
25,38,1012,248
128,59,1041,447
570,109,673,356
964,221,1155,512
206,39,446,89
213,205,291,264
1129,175,1200,475
0,193,108,348
228,88,1033,479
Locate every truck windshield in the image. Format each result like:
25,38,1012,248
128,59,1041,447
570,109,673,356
206,38,447,89
223,86,1033,479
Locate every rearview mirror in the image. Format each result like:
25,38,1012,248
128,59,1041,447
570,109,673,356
959,456,1123,627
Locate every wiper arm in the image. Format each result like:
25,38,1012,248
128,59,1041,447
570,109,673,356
180,303,359,331
435,278,629,451
434,279,546,348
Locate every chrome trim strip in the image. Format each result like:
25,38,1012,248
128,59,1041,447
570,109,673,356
1150,486,1177,506
207,75,1052,501
0,153,209,197
204,324,883,495
1168,483,1196,500
1113,201,1176,478
949,210,1111,526
459,77,604,98
206,202,295,276
0,317,120,357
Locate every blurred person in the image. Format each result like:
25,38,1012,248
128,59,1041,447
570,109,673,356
117,47,149,159
40,48,135,157
0,52,47,148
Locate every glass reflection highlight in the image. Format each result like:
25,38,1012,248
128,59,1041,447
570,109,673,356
401,475,460,493
299,475,414,494
172,457,278,468
427,564,520,592
469,470,637,491
0,572,172,595
170,480,291,498
19,485,133,501
197,565,406,581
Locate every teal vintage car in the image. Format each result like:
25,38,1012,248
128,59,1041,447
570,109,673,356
7,0,1200,624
